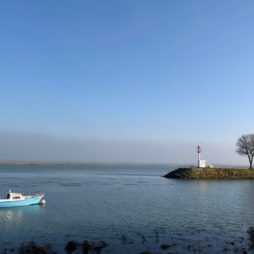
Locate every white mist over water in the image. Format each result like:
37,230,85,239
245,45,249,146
0,131,247,166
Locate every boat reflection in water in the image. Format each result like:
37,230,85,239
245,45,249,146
0,205,45,242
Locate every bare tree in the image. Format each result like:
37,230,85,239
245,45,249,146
236,134,254,169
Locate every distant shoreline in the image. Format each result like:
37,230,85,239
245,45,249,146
0,161,119,166
0,161,178,166
0,162,46,166
0,162,248,168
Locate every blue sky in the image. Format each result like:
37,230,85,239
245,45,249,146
0,0,254,163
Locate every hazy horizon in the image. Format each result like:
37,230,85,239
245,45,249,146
0,130,248,166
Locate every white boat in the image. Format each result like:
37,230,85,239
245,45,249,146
0,190,45,208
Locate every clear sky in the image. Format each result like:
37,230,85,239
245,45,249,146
0,0,254,164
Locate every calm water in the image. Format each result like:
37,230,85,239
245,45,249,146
0,164,254,253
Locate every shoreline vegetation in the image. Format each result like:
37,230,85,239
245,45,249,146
164,167,254,179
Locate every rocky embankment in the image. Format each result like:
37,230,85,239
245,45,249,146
164,167,254,179
3,227,254,254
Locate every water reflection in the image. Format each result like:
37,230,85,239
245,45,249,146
0,205,45,238
1,165,254,253
197,180,208,191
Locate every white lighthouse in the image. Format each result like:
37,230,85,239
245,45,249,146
197,145,206,168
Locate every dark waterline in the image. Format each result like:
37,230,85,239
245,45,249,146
0,164,253,253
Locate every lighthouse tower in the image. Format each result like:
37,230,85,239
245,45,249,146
197,145,206,168
197,145,201,167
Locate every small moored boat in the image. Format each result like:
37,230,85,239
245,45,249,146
0,190,45,208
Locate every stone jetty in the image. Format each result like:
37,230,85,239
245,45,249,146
164,167,254,179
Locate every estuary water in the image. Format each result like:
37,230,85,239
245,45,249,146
0,164,253,253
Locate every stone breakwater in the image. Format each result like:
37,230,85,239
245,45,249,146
164,167,254,179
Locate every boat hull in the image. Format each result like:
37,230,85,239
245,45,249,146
0,195,44,208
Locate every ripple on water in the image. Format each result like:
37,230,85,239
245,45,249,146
0,165,253,253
